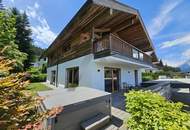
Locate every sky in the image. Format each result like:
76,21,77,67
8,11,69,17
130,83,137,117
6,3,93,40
3,0,190,67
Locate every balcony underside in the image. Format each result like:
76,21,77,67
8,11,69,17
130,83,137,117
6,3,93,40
94,50,153,69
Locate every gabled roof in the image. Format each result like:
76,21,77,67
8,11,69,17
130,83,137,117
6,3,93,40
43,0,157,62
92,0,138,15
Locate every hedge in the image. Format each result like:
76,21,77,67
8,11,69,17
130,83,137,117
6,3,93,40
30,74,47,82
125,91,190,130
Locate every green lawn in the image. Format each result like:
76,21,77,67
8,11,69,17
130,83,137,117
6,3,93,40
26,83,52,95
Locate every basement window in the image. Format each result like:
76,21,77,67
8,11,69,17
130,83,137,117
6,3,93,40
66,67,79,88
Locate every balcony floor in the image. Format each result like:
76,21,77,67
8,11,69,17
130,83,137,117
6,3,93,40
94,54,153,69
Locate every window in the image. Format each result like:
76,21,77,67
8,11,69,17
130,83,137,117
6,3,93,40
132,49,139,59
51,70,56,85
66,67,79,87
139,52,144,60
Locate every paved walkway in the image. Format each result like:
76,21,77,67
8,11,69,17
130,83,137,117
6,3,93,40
112,92,126,111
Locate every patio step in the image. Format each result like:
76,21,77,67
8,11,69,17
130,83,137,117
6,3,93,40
101,124,119,130
81,113,110,130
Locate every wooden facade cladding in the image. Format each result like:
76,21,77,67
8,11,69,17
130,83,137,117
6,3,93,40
93,33,152,65
46,0,157,67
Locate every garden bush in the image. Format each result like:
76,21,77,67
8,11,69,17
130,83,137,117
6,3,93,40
125,91,190,130
27,67,47,82
30,73,47,82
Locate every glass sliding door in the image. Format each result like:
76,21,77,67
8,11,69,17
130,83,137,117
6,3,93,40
66,67,79,88
104,67,120,93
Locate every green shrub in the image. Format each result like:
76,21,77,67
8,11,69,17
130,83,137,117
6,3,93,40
142,71,185,82
125,91,190,130
27,67,46,82
30,74,47,82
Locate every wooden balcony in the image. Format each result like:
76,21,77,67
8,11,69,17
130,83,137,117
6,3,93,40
93,34,152,65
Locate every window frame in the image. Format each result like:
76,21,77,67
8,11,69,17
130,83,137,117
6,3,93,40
66,67,79,88
51,70,56,85
132,49,139,59
139,52,144,61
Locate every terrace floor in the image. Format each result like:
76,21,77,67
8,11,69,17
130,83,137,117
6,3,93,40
112,92,126,111
101,92,130,130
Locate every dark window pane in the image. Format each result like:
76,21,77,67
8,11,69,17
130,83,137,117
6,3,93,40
67,67,79,87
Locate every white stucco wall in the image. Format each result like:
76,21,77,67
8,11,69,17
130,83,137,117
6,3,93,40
47,54,144,91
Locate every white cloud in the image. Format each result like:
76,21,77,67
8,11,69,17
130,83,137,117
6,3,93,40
182,49,190,57
31,17,56,46
26,2,40,19
25,2,57,48
34,2,39,9
10,0,14,3
148,0,183,37
26,5,38,18
161,33,190,49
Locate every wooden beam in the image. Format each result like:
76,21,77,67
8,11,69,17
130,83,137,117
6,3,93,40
113,17,138,33
94,28,110,33
97,11,127,28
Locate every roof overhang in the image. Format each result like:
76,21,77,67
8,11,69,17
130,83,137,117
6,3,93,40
42,0,158,63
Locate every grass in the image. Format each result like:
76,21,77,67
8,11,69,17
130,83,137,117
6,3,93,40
26,83,52,95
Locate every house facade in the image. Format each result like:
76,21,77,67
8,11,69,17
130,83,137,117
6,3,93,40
43,0,158,93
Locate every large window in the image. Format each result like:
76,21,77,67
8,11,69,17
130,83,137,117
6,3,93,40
132,49,139,59
139,52,144,60
51,70,56,85
66,67,79,87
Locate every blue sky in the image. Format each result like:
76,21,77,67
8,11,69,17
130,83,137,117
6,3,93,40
3,0,190,67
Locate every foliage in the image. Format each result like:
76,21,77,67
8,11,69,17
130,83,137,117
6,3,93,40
30,74,47,82
26,83,52,96
0,9,27,71
142,71,185,81
41,63,47,73
0,53,44,129
31,45,45,58
11,8,35,69
125,91,190,130
27,83,52,92
162,64,181,72
27,67,47,82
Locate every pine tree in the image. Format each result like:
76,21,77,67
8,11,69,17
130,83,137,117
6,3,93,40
0,8,27,71
11,8,35,70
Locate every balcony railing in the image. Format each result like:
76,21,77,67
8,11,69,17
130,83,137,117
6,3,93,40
93,33,152,65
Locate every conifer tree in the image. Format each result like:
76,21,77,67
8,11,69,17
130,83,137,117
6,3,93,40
11,8,35,70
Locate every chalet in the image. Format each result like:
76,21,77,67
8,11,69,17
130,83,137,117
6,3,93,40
43,0,158,93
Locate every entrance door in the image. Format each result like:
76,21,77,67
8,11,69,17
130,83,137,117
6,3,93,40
104,68,120,93
134,70,138,86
